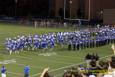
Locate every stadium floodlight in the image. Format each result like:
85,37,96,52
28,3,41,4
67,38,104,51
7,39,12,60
15,0,18,3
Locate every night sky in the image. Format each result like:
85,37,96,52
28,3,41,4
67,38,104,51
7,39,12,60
0,0,50,16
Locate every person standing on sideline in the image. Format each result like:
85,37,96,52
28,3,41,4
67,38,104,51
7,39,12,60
1,66,6,77
24,65,30,77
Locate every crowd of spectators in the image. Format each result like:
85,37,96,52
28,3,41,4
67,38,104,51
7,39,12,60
62,54,115,77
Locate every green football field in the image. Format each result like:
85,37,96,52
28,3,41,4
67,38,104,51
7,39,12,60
0,23,114,77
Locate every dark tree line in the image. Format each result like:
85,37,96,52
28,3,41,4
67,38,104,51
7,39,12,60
0,0,50,17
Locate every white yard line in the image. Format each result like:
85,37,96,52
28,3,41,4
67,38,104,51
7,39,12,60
30,54,113,77
16,56,73,65
16,53,74,65
7,71,23,76
56,55,82,59
14,62,43,69
43,60,74,65
16,55,32,60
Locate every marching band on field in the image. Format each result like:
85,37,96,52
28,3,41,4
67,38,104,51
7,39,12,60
5,25,115,55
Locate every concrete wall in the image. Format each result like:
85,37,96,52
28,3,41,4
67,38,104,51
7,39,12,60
103,9,115,24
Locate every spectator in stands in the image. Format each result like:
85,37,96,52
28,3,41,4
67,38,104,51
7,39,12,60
63,70,72,77
40,67,50,77
85,53,92,68
95,53,99,61
78,64,85,72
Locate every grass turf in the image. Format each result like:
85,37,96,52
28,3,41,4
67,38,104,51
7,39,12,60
0,23,113,77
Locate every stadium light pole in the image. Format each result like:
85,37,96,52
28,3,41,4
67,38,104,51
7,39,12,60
64,0,72,19
88,0,91,31
69,0,72,19
15,0,18,17
64,0,66,19
88,0,91,21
